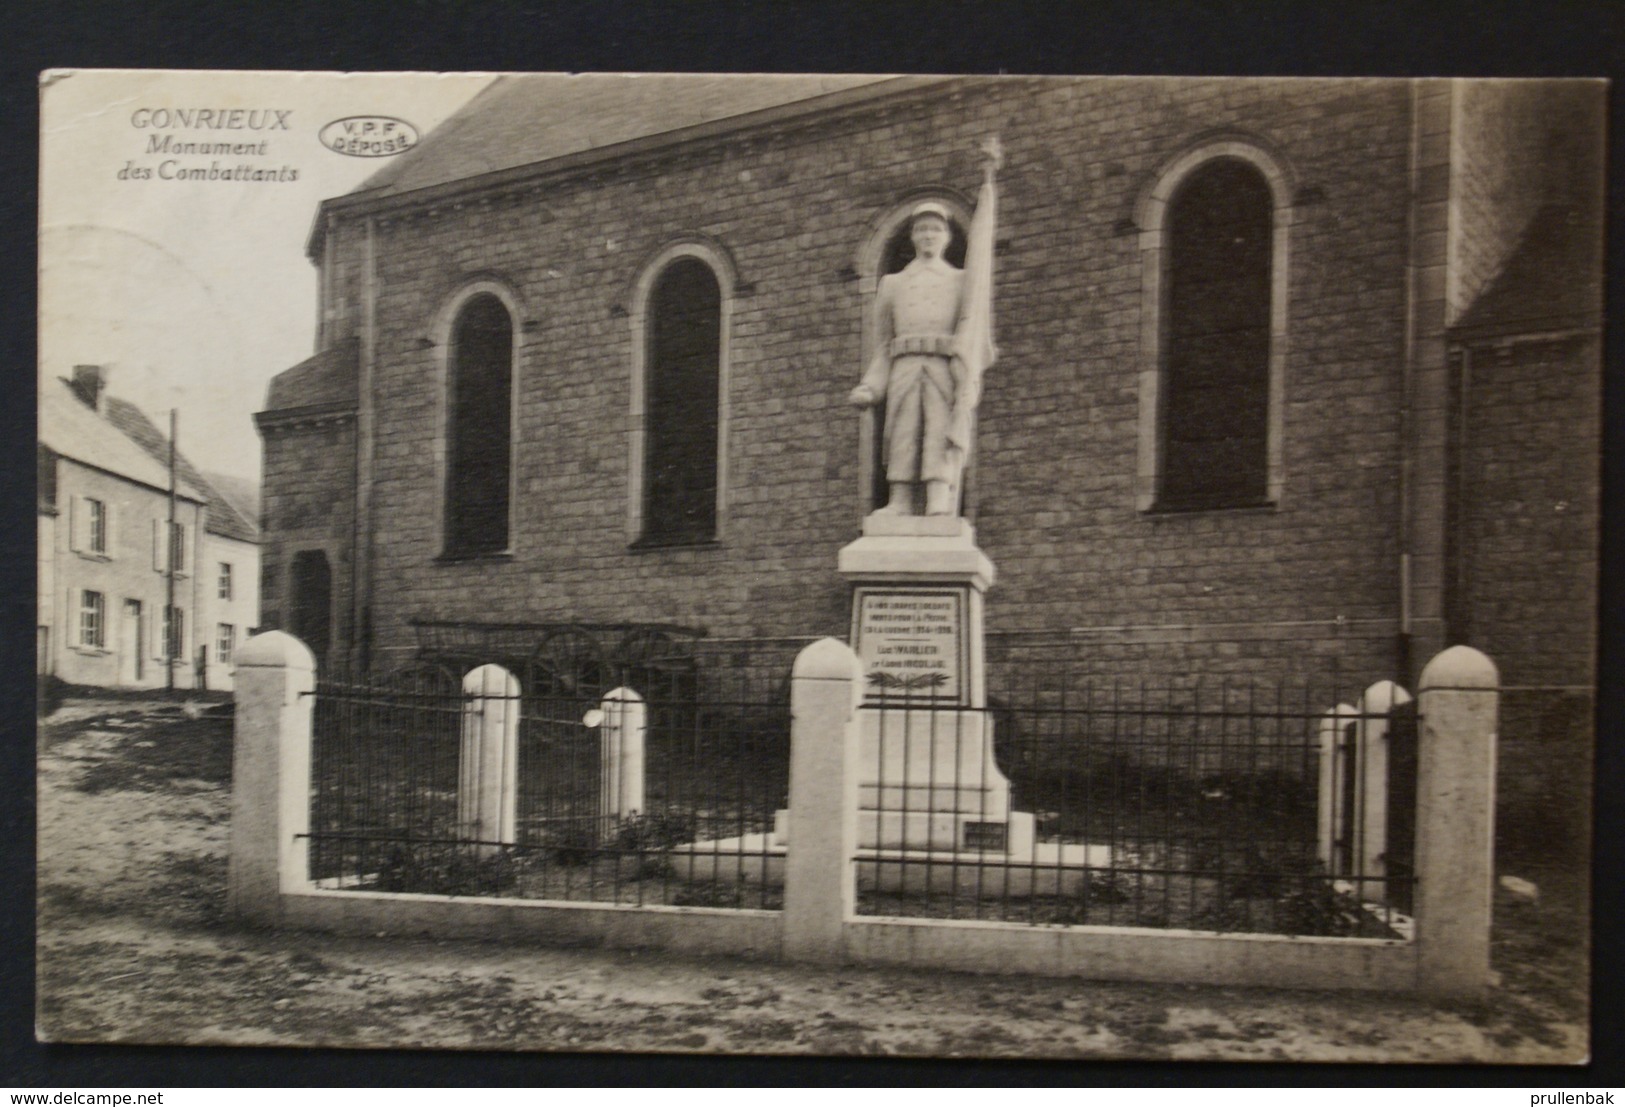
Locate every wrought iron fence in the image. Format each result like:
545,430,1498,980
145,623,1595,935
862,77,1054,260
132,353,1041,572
407,618,712,701
856,671,1418,938
305,651,792,909
305,625,1425,935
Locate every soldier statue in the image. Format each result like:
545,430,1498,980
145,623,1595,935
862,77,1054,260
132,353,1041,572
849,138,1000,516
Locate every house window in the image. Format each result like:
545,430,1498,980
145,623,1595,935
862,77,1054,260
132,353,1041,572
638,255,723,545
154,519,188,573
78,590,105,649
1136,141,1290,513
1158,158,1273,509
218,561,233,600
86,498,107,554
444,292,513,557
69,495,111,556
162,604,184,661
217,623,235,666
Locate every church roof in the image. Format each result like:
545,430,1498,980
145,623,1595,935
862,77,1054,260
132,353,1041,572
309,74,926,254
261,336,360,415
1452,203,1602,341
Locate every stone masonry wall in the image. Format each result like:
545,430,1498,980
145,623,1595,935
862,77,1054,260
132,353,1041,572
1457,335,1599,688
322,78,1424,689
1458,334,1599,859
257,416,356,664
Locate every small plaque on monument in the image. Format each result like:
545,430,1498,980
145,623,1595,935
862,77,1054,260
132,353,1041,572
851,586,968,703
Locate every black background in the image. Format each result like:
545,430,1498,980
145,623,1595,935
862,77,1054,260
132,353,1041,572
4,0,1621,1089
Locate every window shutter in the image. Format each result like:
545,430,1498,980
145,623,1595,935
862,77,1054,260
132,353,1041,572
104,503,115,558
68,495,80,553
153,519,163,571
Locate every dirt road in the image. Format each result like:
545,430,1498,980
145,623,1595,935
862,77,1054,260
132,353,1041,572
35,695,1589,1062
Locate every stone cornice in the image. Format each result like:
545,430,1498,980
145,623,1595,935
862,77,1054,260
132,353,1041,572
254,400,358,434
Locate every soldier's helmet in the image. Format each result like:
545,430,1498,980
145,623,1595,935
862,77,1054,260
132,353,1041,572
909,201,952,227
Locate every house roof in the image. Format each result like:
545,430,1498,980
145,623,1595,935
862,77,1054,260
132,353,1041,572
1453,203,1603,341
205,471,261,532
102,396,259,543
39,378,209,504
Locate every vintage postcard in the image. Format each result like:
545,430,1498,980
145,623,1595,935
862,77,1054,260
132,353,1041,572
37,70,1600,1062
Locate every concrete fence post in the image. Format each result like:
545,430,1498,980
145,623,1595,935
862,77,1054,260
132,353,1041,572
458,663,520,852
1355,680,1411,904
1316,702,1356,868
1414,644,1499,997
782,637,863,964
228,630,316,923
599,687,646,836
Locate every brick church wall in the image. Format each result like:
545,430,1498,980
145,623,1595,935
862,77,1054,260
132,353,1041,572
1458,336,1599,687
1456,334,1599,860
319,77,1423,689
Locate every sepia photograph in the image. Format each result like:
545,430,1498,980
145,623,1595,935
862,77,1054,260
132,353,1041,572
36,69,1602,1064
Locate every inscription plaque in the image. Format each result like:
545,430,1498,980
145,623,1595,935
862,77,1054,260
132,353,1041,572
962,822,1008,852
851,586,968,702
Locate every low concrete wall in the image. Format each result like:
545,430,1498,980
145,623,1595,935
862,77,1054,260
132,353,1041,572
276,890,1414,992
848,916,1416,991
282,889,783,960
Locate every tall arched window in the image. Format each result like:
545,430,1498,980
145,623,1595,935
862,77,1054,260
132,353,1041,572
444,292,513,555
1161,159,1273,508
1136,140,1290,513
638,255,723,545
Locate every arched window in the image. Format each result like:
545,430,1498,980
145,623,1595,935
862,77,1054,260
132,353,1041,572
633,251,726,546
1161,159,1273,508
444,293,514,555
1136,141,1290,512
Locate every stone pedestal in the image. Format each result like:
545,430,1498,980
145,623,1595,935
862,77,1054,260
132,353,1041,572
684,514,1107,896
837,514,1027,855
853,708,1034,855
838,514,993,706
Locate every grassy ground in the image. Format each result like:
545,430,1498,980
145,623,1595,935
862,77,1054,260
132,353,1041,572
35,693,1590,1062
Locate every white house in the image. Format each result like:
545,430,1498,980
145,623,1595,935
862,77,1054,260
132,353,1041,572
38,366,261,691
